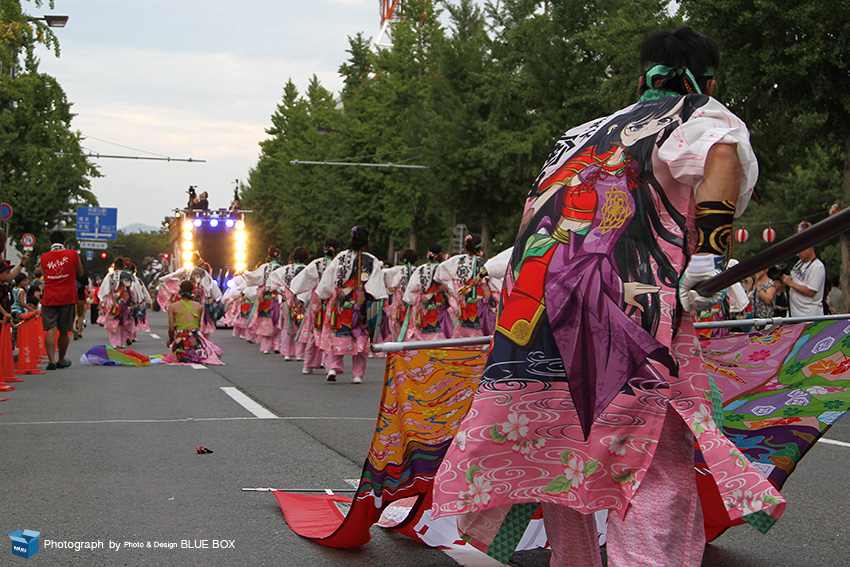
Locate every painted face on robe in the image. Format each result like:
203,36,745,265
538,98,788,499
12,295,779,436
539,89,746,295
618,98,685,148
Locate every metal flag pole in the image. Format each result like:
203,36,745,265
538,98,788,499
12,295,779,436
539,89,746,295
695,207,850,296
694,313,850,330
371,313,850,354
371,335,491,353
242,487,357,493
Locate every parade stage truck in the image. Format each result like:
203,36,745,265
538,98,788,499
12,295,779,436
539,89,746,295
167,207,249,289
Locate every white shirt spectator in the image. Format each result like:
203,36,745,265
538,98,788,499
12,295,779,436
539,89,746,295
788,257,825,317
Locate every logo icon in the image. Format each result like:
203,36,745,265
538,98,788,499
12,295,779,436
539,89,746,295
9,530,40,559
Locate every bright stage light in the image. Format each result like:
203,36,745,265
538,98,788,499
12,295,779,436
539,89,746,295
210,219,219,227
184,262,194,269
235,231,246,242
183,221,193,231
193,219,203,227
235,262,246,272
225,219,235,228
183,240,193,250
183,231,193,241
235,220,245,230
235,241,246,251
182,250,193,261
235,251,246,262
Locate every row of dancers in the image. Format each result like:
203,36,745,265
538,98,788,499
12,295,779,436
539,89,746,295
219,226,510,382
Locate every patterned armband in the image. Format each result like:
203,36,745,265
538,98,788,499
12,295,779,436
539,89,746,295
695,200,735,256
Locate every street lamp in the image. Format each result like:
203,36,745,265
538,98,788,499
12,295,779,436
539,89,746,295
39,15,69,28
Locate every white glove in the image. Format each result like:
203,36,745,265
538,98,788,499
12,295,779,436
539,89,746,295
679,255,726,313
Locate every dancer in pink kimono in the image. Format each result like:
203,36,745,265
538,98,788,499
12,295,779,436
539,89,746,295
164,280,224,365
290,237,340,375
316,227,387,384
435,234,495,338
402,244,453,341
241,247,283,354
269,246,310,361
156,255,220,338
432,27,783,567
98,258,140,348
382,249,418,341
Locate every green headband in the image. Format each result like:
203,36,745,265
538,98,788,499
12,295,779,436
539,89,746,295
639,63,714,102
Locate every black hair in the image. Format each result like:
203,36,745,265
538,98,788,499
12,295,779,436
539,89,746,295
267,246,280,262
113,257,125,270
464,234,482,255
179,279,194,297
427,243,442,261
639,27,719,96
14,272,27,286
324,237,340,252
292,246,310,264
50,230,66,244
401,249,418,264
350,226,370,251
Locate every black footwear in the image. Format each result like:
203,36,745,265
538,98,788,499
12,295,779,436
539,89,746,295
57,360,71,369
46,363,56,370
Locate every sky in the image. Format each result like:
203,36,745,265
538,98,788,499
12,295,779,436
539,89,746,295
33,0,381,230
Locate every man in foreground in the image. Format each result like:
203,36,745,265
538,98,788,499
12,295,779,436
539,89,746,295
40,230,83,370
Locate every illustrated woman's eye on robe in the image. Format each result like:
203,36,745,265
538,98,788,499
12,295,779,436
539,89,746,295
656,117,675,126
627,123,646,133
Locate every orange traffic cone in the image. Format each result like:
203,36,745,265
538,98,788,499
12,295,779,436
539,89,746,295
14,314,44,375
0,323,17,392
36,319,47,361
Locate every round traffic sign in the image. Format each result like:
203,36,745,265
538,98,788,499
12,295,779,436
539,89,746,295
0,203,11,220
21,233,35,247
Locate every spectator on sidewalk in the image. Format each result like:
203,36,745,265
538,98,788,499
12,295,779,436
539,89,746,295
40,230,83,370
826,275,844,315
782,246,826,318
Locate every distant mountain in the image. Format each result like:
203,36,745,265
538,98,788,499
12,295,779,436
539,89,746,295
120,223,162,234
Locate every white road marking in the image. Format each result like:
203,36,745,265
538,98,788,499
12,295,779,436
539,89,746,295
819,437,850,448
0,416,375,426
149,333,160,339
190,364,207,370
443,546,506,567
220,387,278,419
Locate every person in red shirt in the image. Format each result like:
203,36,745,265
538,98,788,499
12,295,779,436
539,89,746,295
40,230,84,370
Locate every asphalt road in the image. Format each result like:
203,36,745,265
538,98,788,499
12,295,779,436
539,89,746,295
0,311,847,566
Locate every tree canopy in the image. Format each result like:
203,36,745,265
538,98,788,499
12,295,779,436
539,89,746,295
240,0,848,290
0,0,99,262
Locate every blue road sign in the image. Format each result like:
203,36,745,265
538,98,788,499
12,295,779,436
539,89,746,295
85,250,94,261
76,207,118,240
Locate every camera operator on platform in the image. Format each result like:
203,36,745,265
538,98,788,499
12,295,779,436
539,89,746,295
187,186,209,211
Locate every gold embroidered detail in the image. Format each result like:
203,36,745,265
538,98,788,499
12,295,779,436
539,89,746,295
497,303,546,347
596,190,632,234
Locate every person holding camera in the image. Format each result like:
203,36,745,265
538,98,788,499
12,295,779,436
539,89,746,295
782,246,826,317
187,187,209,211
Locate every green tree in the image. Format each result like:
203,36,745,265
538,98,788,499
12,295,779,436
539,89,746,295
680,0,850,309
0,0,99,263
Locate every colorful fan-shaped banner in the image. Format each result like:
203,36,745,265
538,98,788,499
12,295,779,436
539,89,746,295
698,320,850,540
